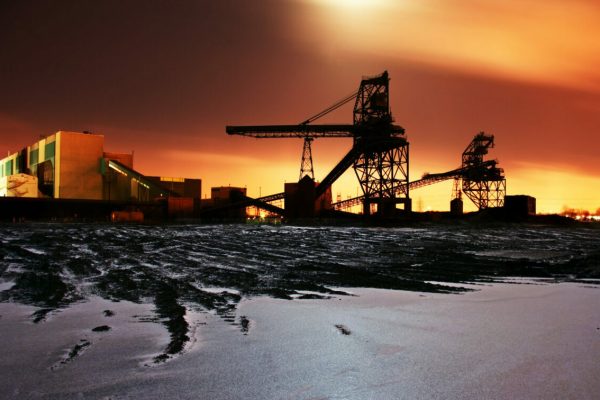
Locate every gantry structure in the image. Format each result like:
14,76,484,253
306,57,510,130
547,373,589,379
333,132,506,211
453,132,506,209
226,71,410,216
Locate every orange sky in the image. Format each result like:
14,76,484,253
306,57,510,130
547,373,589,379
1,0,599,213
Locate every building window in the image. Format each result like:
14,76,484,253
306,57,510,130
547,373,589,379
45,141,55,160
5,160,12,176
30,149,39,166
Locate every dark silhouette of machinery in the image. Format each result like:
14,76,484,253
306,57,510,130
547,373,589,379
299,137,314,180
453,132,506,209
333,132,506,212
225,72,506,218
227,71,410,217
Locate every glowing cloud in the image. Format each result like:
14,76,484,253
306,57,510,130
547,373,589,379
305,0,600,91
309,0,391,9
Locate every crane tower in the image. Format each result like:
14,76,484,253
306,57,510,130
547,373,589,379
226,71,410,217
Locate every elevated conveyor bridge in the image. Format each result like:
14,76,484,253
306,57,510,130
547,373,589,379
104,159,178,198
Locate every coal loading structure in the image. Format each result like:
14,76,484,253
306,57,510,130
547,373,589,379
333,132,506,215
226,71,509,221
227,71,410,218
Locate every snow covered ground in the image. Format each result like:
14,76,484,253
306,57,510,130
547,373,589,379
1,282,598,399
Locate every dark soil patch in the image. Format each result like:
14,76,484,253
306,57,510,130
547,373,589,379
335,324,351,335
92,325,111,332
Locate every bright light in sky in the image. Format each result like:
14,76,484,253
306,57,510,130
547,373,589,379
307,0,600,91
312,0,390,8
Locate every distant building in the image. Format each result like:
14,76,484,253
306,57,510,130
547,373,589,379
504,195,536,217
146,176,202,199
200,186,248,219
210,186,247,202
0,131,201,202
284,175,332,218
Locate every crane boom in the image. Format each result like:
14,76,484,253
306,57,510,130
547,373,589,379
226,124,354,138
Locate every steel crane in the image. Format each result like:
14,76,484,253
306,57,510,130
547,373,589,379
333,133,506,212
226,71,410,216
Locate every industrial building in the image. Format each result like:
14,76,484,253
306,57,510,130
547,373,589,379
1,131,107,199
284,176,332,219
0,131,208,221
0,131,201,203
200,186,248,219
0,72,539,223
0,130,284,221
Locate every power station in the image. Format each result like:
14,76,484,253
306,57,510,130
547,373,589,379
227,71,519,219
1,72,535,222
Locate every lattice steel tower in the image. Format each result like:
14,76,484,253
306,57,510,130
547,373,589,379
459,132,506,209
299,137,314,180
352,72,409,215
226,71,410,217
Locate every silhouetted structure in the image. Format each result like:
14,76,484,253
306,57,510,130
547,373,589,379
333,133,506,212
504,195,536,217
457,132,506,209
227,71,410,217
284,175,332,219
299,137,315,181
146,176,202,199
450,198,464,216
199,186,249,219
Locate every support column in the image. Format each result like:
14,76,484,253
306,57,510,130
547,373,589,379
299,137,314,181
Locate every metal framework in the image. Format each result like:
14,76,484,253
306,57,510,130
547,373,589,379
332,133,506,212
353,73,390,126
333,163,473,210
299,137,314,180
459,132,506,209
351,72,409,214
226,124,354,138
452,177,462,201
226,71,410,217
353,139,409,214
